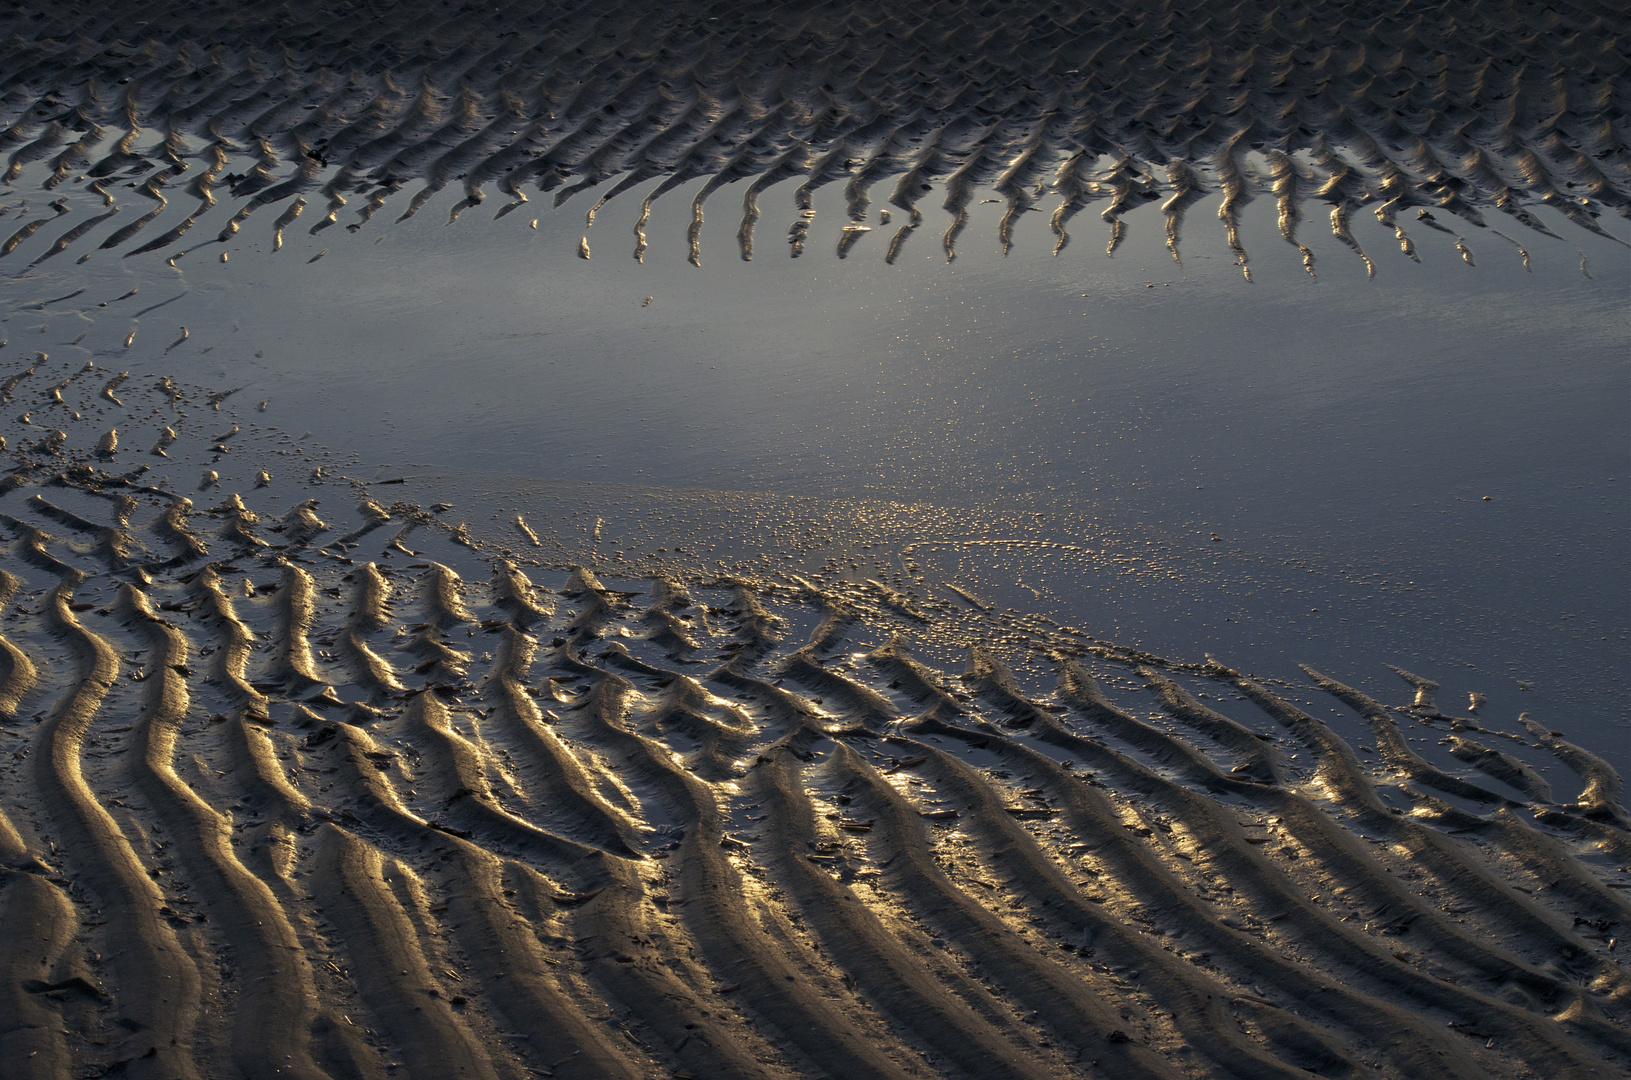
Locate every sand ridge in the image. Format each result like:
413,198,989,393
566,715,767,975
0,4,1626,1077
0,1,1624,272
0,354,1622,1079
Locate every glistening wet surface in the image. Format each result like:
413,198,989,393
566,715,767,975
0,3,1626,1079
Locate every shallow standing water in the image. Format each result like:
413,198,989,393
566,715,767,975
11,174,1627,770
1,5,1628,1078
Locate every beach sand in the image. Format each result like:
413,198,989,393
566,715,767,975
0,3,1627,1078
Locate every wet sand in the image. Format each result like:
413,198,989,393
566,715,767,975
0,3,1628,1079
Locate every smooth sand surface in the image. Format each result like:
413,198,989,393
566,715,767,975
0,4,1627,1079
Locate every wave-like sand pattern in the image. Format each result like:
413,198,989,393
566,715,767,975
0,1,1624,271
0,365,1624,1079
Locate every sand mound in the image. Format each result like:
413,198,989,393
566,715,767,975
0,1,1623,271
0,358,1624,1080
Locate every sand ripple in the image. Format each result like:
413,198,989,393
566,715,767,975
0,370,1623,1079
0,1,1623,270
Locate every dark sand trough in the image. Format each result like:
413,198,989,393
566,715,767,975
0,373,1625,1079
0,0,1624,271
0,3,1627,1079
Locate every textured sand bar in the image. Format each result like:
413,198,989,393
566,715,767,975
0,372,1624,1079
0,3,1627,1079
0,0,1623,271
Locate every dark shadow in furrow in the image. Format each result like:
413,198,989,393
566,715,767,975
97,202,166,252
402,690,603,866
774,604,897,730
707,652,835,749
867,636,966,714
636,671,756,782
337,561,403,696
1159,160,1205,268
755,744,1177,1080
721,580,782,655
1122,666,1287,784
1046,148,1097,256
1440,801,1631,930
559,564,620,640
995,108,1065,258
736,145,810,260
267,560,325,692
32,206,120,263
0,807,75,1079
1452,734,1554,802
489,558,553,630
308,824,501,1080
1265,150,1317,278
190,561,270,714
0,217,47,256
31,571,202,1080
1098,159,1159,258
113,582,331,1080
150,496,210,565
481,623,639,856
963,655,1622,1069
828,731,1350,1080
0,567,38,717
220,702,317,899
906,711,1604,1080
1230,675,1627,993
1299,665,1523,807
1214,138,1254,281
639,574,699,657
280,500,329,546
779,646,906,730
575,674,925,1080
1050,664,1628,1035
0,516,80,577
787,139,855,257
306,718,645,1080
403,563,472,683
215,493,269,553
327,498,392,551
1520,716,1630,830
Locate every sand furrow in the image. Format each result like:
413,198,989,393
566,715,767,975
30,572,203,1079
639,574,699,655
482,624,639,855
641,673,756,781
308,825,500,1080
830,736,1341,1080
906,717,1578,1080
306,717,647,1078
267,561,324,690
775,643,898,732
1126,666,1288,783
113,582,331,1079
0,809,76,1079
401,690,601,866
1521,716,1630,828
152,496,208,562
0,567,38,717
336,562,403,696
579,675,926,1080
489,558,552,629
756,750,1167,1080
402,563,472,682
1233,678,1626,996
189,564,267,710
1022,677,1617,1018
1301,665,1523,806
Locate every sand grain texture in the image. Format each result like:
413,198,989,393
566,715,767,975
0,367,1622,1079
0,3,1626,1077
